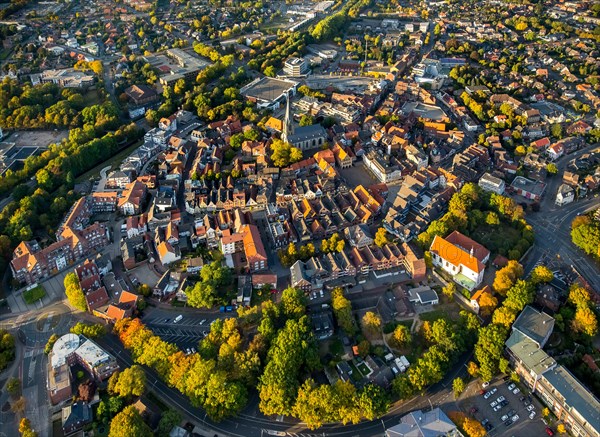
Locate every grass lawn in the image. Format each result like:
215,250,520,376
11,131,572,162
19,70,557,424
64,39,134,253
419,301,462,322
75,139,143,183
356,362,370,376
348,362,363,382
23,285,46,304
82,89,104,106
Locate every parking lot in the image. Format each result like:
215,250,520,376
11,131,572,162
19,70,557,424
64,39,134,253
144,314,213,351
461,378,550,437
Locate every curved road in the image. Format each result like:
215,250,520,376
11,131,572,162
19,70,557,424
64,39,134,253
96,333,470,437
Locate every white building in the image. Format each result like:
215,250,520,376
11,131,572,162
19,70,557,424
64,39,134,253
555,184,574,206
430,231,490,291
363,151,402,183
283,57,309,76
478,172,506,195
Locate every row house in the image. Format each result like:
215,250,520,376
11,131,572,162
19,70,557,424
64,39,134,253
118,181,147,216
90,192,117,213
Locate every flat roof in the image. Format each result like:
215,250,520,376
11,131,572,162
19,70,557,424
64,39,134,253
241,77,298,103
75,338,114,367
51,333,80,368
513,305,554,345
511,176,546,196
401,101,446,121
543,365,600,435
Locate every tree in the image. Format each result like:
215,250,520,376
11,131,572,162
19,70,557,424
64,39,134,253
478,291,498,317
356,384,389,420
492,306,517,328
493,261,524,295
11,396,26,417
515,145,526,156
568,284,591,308
551,123,563,139
70,322,106,338
78,380,96,402
531,265,553,284
453,377,465,397
557,424,566,434
44,334,59,355
374,227,389,247
572,306,599,336
462,416,486,437
504,280,534,312
467,361,479,377
442,282,457,299
109,365,146,398
138,284,152,297
270,139,303,168
331,288,356,335
391,324,411,348
109,405,153,437
299,114,314,126
7,377,21,397
185,281,218,308
362,312,382,336
546,163,558,175
542,407,550,418
571,221,600,256
64,273,87,311
157,410,182,436
19,417,37,437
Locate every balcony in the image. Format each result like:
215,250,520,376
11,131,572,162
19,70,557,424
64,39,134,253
453,272,476,291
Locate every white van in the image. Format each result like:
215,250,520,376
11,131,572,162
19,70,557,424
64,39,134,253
174,315,183,323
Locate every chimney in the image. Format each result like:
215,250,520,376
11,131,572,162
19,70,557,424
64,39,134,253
470,247,474,259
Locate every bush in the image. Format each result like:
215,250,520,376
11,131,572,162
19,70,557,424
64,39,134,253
23,285,46,304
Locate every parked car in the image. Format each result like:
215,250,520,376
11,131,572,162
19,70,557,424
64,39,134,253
497,396,505,403
490,387,498,395
512,414,520,422
482,381,490,388
519,396,526,402
485,423,493,431
508,383,516,391
501,400,509,407
508,409,516,417
484,391,493,399
504,419,512,427
481,419,489,426
529,411,536,420
199,319,207,325
545,427,554,436
524,399,531,407
527,404,535,412
490,401,498,408
493,404,502,412
501,414,509,422
513,387,521,395
480,389,486,396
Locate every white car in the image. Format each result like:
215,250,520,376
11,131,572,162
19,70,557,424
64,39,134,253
490,387,498,395
512,414,520,422
513,388,521,395
527,405,535,412
484,391,493,399
490,401,498,408
497,396,505,403
199,319,207,325
529,411,536,420
493,405,502,412
501,414,509,422
482,381,490,388
508,383,516,391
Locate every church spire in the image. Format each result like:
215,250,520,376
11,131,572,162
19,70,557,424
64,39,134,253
282,91,293,142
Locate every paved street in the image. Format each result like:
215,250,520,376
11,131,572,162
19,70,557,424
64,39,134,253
523,196,600,291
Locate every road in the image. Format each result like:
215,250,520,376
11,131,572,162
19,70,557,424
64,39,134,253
523,196,600,291
96,332,471,437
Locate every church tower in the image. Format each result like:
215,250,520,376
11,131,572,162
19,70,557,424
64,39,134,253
282,91,294,143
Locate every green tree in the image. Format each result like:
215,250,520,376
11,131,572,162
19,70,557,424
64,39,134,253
108,365,146,398
185,282,218,308
550,123,563,139
64,273,87,311
70,322,106,338
493,261,524,295
331,288,356,335
546,163,558,175
299,114,314,126
442,282,457,299
531,265,553,284
391,324,411,348
7,377,21,397
362,311,382,336
108,405,153,437
453,377,465,397
356,384,389,420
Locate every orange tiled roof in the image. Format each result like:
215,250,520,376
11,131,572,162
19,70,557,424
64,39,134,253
430,232,488,274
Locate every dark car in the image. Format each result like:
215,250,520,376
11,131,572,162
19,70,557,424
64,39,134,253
501,400,509,407
481,419,489,426
505,419,512,427
485,423,493,431
508,409,516,417
519,396,526,402
546,428,555,436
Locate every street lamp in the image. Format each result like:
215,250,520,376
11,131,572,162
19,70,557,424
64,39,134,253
381,418,387,436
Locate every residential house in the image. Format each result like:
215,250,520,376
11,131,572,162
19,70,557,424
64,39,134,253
62,402,93,435
555,184,575,206
118,181,147,216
